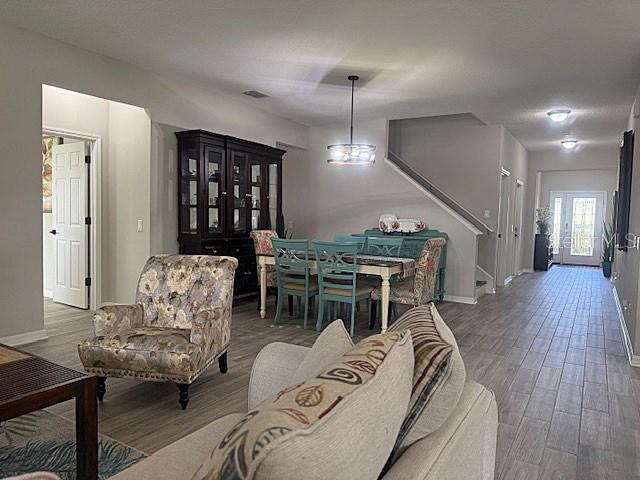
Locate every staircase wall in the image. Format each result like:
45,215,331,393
389,117,502,231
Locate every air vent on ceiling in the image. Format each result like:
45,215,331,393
243,90,269,99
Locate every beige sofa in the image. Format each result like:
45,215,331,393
111,340,498,480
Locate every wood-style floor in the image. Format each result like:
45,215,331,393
28,266,639,479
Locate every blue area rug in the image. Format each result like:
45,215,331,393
0,410,146,479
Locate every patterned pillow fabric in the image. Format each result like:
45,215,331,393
387,303,466,461
196,331,414,480
289,319,354,385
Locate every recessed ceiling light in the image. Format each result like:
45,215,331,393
560,139,579,150
547,109,571,122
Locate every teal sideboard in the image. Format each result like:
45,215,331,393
352,228,448,301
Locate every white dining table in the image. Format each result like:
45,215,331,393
257,254,416,333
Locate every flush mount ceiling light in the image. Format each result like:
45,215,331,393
327,75,376,166
561,139,579,150
547,109,571,122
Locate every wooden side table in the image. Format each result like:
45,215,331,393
0,344,97,480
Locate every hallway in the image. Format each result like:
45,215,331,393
28,266,638,479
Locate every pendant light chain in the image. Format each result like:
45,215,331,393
350,76,355,145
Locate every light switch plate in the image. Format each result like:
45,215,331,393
137,219,143,232
484,210,491,218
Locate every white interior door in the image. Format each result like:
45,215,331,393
51,142,89,308
550,191,604,266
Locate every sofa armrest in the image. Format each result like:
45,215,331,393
382,380,497,480
190,306,230,358
247,342,310,410
93,304,144,336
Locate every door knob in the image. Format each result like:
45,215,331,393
49,229,57,235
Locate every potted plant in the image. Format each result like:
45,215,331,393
536,207,552,235
602,221,614,278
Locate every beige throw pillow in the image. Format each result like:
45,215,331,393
197,331,414,480
289,319,353,385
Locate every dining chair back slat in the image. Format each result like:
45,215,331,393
366,237,404,257
334,234,367,254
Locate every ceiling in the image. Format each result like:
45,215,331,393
2,0,640,151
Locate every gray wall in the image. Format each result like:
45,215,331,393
390,121,502,230
0,24,307,341
284,118,480,301
522,147,619,271
613,84,640,353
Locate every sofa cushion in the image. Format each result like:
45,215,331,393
77,327,202,383
196,331,414,480
111,413,246,480
289,319,353,385
387,303,466,458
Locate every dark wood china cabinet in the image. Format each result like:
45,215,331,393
176,130,285,296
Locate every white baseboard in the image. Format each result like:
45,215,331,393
612,285,640,367
0,329,48,346
520,268,534,274
443,294,478,305
43,289,53,298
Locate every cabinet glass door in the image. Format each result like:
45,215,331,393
267,162,281,232
180,149,199,234
230,151,249,234
205,146,224,235
250,161,262,230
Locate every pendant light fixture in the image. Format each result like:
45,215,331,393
327,75,376,166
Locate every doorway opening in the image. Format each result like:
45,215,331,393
42,84,152,316
550,191,606,266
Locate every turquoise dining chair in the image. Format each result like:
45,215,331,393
272,238,318,329
334,234,367,254
366,237,404,257
313,241,374,337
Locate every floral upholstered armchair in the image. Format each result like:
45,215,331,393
370,237,447,325
250,230,279,287
77,255,238,409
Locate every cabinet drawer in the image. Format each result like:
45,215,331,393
201,241,227,256
227,240,255,257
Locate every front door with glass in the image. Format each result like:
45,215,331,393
550,191,605,266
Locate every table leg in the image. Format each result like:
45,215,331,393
259,262,267,319
76,376,98,480
380,273,391,333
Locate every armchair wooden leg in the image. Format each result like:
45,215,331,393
218,351,228,374
97,377,107,402
177,384,190,410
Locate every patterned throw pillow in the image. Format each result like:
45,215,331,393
196,331,414,480
387,303,466,461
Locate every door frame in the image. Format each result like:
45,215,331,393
512,179,525,276
496,168,512,286
549,190,607,266
43,126,102,309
